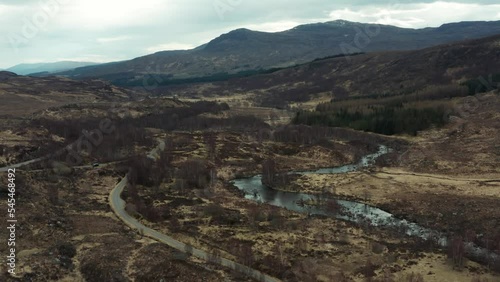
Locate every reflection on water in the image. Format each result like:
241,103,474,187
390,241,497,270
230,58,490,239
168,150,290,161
231,145,498,263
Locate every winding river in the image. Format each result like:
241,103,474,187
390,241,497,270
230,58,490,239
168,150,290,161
231,145,499,265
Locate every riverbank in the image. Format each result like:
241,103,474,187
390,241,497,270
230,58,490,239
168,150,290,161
230,143,500,278
285,161,500,237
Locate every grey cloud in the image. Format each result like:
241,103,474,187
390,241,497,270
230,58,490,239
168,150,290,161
1,0,499,69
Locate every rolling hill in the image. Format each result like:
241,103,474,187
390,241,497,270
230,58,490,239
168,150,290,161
0,71,139,116
57,20,500,85
158,34,500,108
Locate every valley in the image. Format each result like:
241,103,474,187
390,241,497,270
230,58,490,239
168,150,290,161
1,15,500,282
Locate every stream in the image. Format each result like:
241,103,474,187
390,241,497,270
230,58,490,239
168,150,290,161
231,145,499,265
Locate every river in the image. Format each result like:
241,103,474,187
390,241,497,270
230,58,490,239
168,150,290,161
231,145,499,265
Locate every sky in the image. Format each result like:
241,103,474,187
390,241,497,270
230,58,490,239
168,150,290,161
1,0,500,69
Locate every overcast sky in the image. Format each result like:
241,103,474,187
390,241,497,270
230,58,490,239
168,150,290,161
1,0,500,69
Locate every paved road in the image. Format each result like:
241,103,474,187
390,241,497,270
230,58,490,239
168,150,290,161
109,141,281,282
0,137,115,172
0,158,123,173
1,140,280,281
0,157,47,172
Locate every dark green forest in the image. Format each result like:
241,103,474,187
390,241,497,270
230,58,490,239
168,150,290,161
293,85,472,136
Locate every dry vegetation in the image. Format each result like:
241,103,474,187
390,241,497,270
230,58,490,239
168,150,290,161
2,90,499,281
0,72,140,116
156,35,500,110
0,166,238,282
1,34,500,282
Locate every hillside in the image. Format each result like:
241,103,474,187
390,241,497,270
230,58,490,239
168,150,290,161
0,72,139,116
57,20,500,84
160,34,500,108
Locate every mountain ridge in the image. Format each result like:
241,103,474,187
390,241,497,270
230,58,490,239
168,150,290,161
55,20,500,85
158,34,500,108
8,61,99,76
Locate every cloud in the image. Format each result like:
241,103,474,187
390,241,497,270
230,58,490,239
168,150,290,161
243,20,309,32
56,54,118,63
0,4,12,16
96,36,132,43
1,1,500,68
145,43,196,53
55,0,172,30
327,1,500,28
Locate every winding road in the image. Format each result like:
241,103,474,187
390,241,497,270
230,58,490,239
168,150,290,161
3,139,499,279
108,141,281,282
0,141,281,281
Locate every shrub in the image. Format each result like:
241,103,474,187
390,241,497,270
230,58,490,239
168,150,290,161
371,242,386,254
57,242,76,258
175,159,211,189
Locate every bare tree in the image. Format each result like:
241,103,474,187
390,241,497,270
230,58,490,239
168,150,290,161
325,199,343,216
47,184,59,205
262,158,276,187
184,243,193,256
203,132,217,161
449,235,465,270
175,159,211,189
170,216,182,233
239,244,254,267
362,189,372,213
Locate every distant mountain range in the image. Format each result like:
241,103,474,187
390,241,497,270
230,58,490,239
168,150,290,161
7,61,99,76
3,28,499,116
55,20,500,86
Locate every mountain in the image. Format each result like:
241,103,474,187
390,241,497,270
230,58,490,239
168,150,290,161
160,34,500,108
57,20,500,85
7,61,99,76
0,71,18,80
0,71,139,117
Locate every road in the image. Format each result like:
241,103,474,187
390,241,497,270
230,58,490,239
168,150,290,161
0,157,47,172
0,137,116,172
1,140,280,281
109,141,281,282
0,158,123,173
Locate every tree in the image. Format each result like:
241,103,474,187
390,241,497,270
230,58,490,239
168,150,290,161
261,158,276,187
127,183,139,202
175,159,211,190
170,216,182,233
464,229,476,243
203,132,217,160
239,244,254,267
325,199,343,216
294,237,308,254
144,206,161,222
47,184,59,205
272,242,287,269
362,189,372,213
269,111,280,125
157,145,173,183
184,243,194,256
207,247,222,264
247,205,264,231
448,235,465,270
270,209,286,230
127,156,154,186
209,168,217,189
